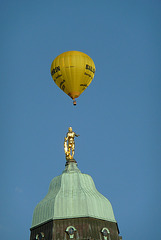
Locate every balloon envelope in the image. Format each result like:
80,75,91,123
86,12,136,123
51,51,95,104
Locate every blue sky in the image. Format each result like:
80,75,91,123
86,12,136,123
0,0,161,239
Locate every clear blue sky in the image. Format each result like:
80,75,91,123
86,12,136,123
1,0,161,239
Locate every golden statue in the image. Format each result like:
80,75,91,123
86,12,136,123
64,127,80,160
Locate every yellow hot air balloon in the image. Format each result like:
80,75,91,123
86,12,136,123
51,51,95,105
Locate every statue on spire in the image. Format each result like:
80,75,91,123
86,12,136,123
64,127,80,160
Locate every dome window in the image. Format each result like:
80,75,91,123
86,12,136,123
101,228,110,240
66,226,77,239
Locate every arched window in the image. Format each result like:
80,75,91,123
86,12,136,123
101,227,110,240
35,232,44,240
66,226,77,239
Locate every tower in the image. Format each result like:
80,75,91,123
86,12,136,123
30,128,122,240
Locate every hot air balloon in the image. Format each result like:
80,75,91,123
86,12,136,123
51,51,95,105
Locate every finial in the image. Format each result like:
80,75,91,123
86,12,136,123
64,127,80,163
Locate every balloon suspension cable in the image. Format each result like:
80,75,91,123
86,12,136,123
73,99,77,106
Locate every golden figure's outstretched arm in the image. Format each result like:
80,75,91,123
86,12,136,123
75,133,80,137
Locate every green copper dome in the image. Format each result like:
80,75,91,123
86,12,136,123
31,162,116,227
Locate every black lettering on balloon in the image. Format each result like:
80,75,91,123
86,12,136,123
51,66,61,76
60,80,66,91
86,64,95,73
84,72,92,78
80,83,88,91
62,85,65,91
56,74,62,79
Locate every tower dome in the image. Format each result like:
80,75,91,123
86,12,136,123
31,162,116,228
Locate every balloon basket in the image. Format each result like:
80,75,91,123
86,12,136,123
73,100,77,106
